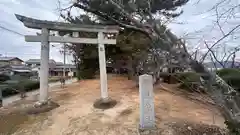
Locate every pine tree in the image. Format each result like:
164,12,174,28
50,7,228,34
61,0,240,130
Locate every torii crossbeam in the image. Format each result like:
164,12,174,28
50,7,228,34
15,14,119,106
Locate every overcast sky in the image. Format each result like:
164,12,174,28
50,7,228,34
0,0,239,63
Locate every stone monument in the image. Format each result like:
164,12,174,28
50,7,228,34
139,74,155,129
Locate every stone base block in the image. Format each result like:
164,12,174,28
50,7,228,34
93,97,117,109
138,126,160,135
26,100,60,115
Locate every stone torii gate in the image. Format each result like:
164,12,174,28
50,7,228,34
15,14,119,106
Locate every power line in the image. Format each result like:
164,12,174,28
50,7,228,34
0,25,24,36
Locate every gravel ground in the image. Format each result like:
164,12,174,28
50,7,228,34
0,75,227,135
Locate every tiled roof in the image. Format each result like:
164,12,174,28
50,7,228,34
0,57,23,61
56,62,63,65
25,59,56,64
11,65,31,70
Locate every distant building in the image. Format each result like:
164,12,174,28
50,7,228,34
25,59,56,69
51,63,77,77
0,64,32,76
25,59,76,77
0,57,23,66
0,57,31,76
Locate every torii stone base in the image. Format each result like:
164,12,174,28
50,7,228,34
93,97,117,110
26,100,60,115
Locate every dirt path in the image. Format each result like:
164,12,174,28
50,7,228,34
2,78,77,107
0,75,226,135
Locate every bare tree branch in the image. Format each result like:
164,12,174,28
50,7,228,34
215,6,226,36
204,41,225,68
200,24,240,63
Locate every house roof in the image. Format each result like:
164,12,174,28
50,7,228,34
56,62,63,65
30,64,76,71
12,69,31,72
0,57,23,62
25,59,56,64
0,64,31,72
11,65,31,70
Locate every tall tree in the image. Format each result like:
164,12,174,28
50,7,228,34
59,0,240,129
62,14,152,79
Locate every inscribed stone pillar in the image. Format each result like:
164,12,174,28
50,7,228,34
98,32,108,99
39,28,50,102
139,74,155,129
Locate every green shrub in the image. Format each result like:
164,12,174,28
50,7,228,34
0,74,10,82
175,72,203,92
160,72,172,83
79,68,97,79
10,75,28,80
217,68,240,91
176,72,201,82
225,120,240,135
216,69,240,134
1,83,19,97
221,75,240,90
159,72,180,84
1,80,40,97
21,80,40,92
217,68,240,77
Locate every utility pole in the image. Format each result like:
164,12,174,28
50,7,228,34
63,44,66,78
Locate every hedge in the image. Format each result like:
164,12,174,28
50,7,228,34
175,72,203,92
0,80,39,97
176,72,201,82
216,68,240,77
216,69,240,134
176,69,240,92
217,68,240,91
0,74,10,82
21,80,40,91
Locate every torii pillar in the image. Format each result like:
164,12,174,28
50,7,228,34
98,32,108,99
39,28,50,103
